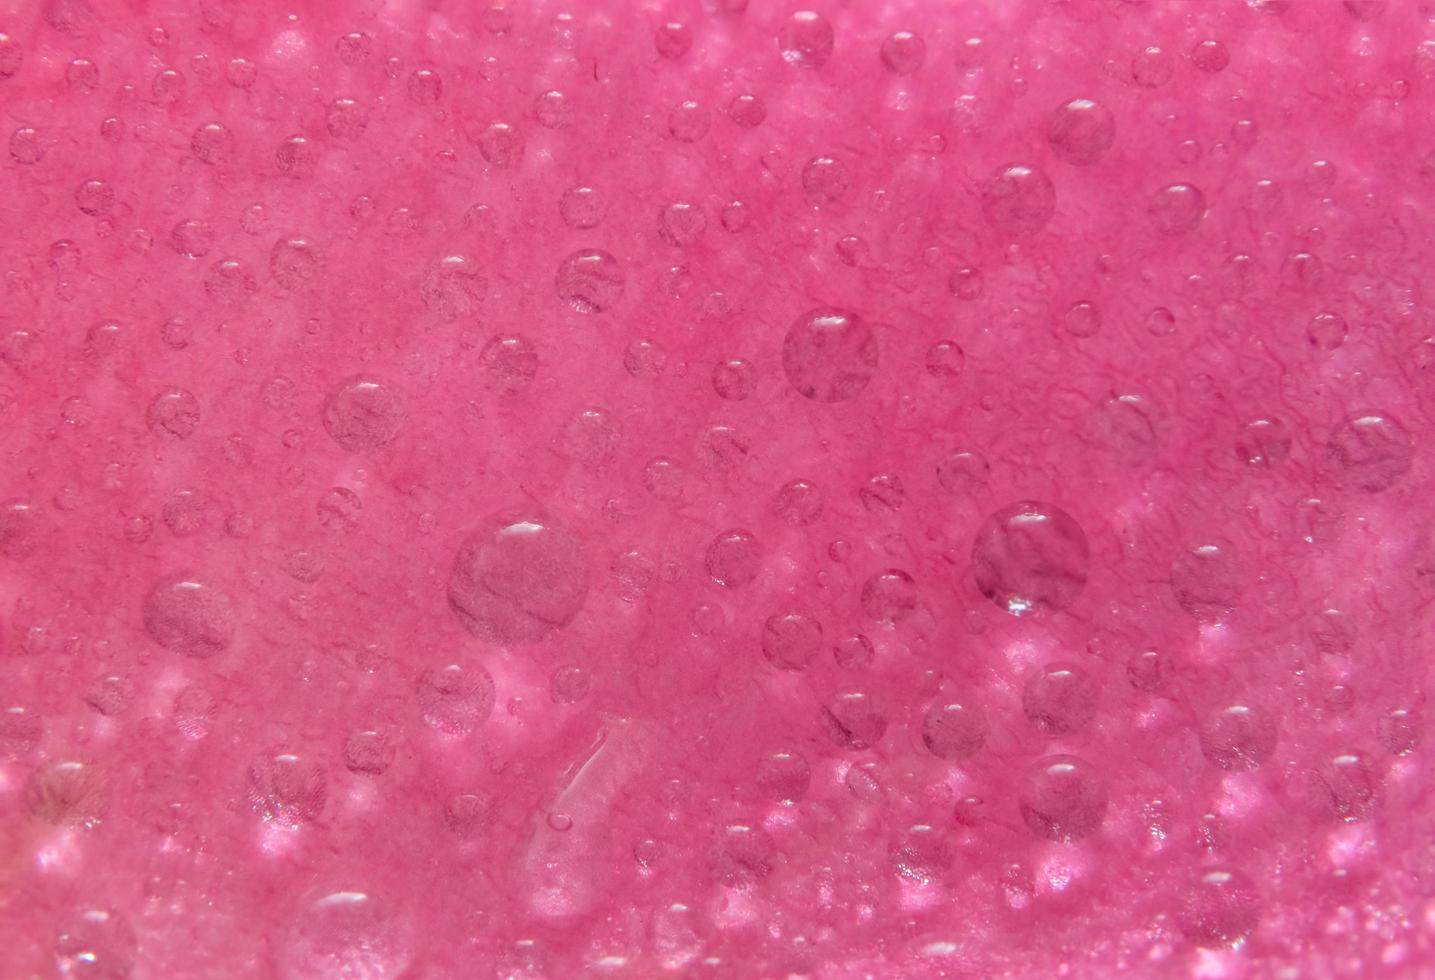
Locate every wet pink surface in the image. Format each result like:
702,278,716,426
2,0,1433,976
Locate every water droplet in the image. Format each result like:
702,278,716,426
1199,705,1277,770
560,186,606,230
705,530,763,588
322,377,406,454
658,202,707,246
248,752,326,825
712,358,755,401
972,502,1090,616
26,760,108,827
407,67,442,104
880,31,926,75
860,569,917,624
654,20,693,58
782,309,879,402
1170,541,1246,621
556,249,624,314
1047,98,1115,166
279,892,412,980
54,909,137,978
922,701,988,761
142,577,235,657
1022,663,1098,735
668,99,711,142
773,479,823,526
1235,418,1291,468
777,10,834,69
1148,183,1207,235
326,98,368,139
550,664,591,704
343,730,394,775
760,610,822,670
1063,301,1101,337
727,94,766,127
1191,40,1230,73
833,632,874,668
1326,412,1412,492
1180,869,1262,947
981,164,1056,237
801,155,849,206
756,750,810,801
1307,311,1347,351
1019,755,1107,841
924,341,965,379
448,512,590,645
822,691,887,749
415,663,496,735
1131,45,1174,87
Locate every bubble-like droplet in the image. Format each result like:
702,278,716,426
415,663,496,735
550,664,591,704
777,10,834,69
1191,40,1230,73
1148,183,1207,235
833,632,874,668
203,257,257,306
1170,541,1246,621
533,89,573,129
479,335,538,394
1047,99,1115,166
880,31,926,75
922,701,988,761
142,577,235,657
705,529,763,588
712,358,755,401
668,100,711,142
761,610,822,670
1235,418,1291,468
170,219,215,259
560,186,606,230
322,376,406,454
1127,650,1164,692
0,32,22,79
654,20,693,58
860,569,918,624
343,730,394,775
1199,704,1277,770
325,98,368,139
407,67,442,104
728,94,766,127
85,675,135,717
54,909,137,978
1131,45,1174,87
249,751,327,825
924,341,965,379
937,450,990,496
1018,755,1107,842
1307,311,1347,351
191,122,235,165
279,892,412,980
270,237,320,289
1022,663,1098,735
714,822,776,883
75,179,115,217
1326,412,1413,493
144,388,199,439
801,156,849,206
448,512,590,645
756,750,811,801
1180,869,1262,947
823,691,887,749
477,121,523,166
1062,301,1101,338
981,164,1056,237
773,479,823,526
556,249,625,314
26,760,109,827
971,501,1090,616
782,309,879,402
658,202,707,246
